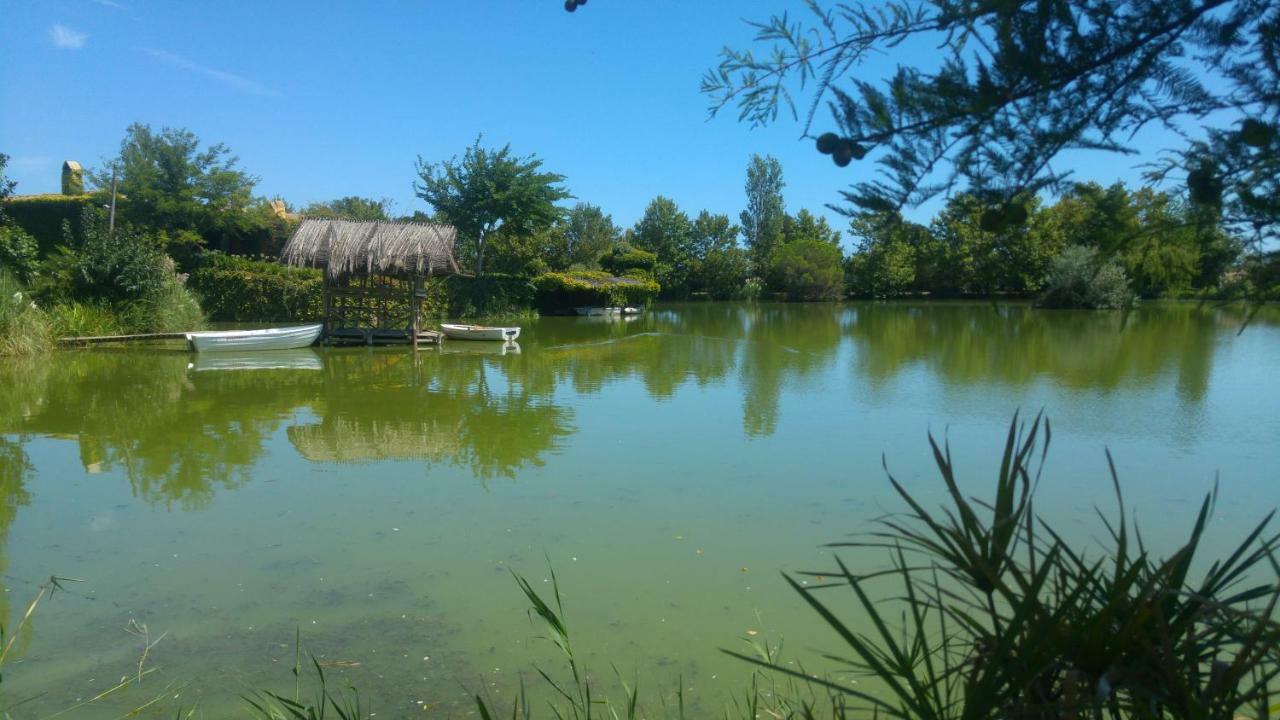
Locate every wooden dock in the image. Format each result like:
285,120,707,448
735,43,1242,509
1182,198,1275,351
323,328,443,347
57,332,188,346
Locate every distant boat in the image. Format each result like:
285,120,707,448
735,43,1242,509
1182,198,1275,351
575,307,606,316
440,323,521,341
622,307,642,315
186,324,322,353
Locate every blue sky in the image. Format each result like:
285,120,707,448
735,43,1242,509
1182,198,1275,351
2,1,1179,244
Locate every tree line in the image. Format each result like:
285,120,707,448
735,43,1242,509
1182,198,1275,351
2,122,1266,331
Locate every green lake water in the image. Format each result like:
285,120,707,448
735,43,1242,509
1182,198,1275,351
0,301,1277,717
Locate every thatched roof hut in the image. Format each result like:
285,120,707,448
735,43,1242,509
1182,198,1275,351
281,218,460,280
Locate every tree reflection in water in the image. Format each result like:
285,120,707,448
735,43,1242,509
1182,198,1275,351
0,301,1271,512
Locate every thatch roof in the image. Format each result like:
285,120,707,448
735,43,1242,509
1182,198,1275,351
281,218,460,279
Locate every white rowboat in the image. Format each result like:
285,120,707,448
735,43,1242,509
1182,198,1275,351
185,324,323,353
440,324,521,341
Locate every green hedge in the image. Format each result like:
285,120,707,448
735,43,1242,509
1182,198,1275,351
532,270,660,312
190,255,546,322
189,252,324,322
441,274,535,319
1,194,106,254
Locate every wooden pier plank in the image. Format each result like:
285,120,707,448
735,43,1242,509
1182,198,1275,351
57,332,189,346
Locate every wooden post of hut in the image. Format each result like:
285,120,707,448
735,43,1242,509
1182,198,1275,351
280,218,460,347
411,274,420,349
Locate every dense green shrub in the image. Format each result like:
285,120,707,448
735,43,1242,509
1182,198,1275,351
532,270,660,311
768,239,845,300
1037,245,1135,309
189,252,323,322
0,222,40,283
442,274,535,319
64,210,172,303
599,244,657,276
1,194,102,253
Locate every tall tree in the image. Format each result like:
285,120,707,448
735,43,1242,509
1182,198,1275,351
90,124,257,243
783,209,842,247
0,153,16,201
740,154,786,274
414,138,570,274
632,197,694,296
557,203,620,269
703,0,1279,254
689,210,749,299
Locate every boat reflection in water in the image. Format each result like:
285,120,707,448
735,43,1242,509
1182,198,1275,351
189,348,325,372
437,340,520,356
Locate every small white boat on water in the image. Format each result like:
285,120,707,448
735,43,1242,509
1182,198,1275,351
440,323,521,341
622,307,642,315
185,324,322,353
575,307,606,316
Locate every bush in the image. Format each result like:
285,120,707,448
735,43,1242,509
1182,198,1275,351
768,239,845,300
600,244,657,276
189,252,323,322
0,222,40,283
63,209,173,303
1038,245,1134,309
443,274,535,319
532,270,660,311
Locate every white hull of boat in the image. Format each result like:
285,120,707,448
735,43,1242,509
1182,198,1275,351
440,324,521,341
185,324,323,353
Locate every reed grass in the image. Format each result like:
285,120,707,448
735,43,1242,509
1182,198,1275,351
729,412,1280,719
119,280,206,333
243,629,370,720
45,299,124,338
0,268,53,356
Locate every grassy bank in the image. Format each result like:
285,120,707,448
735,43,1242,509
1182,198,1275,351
0,267,204,354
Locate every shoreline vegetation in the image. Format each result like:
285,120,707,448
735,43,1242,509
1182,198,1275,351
2,129,1277,357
